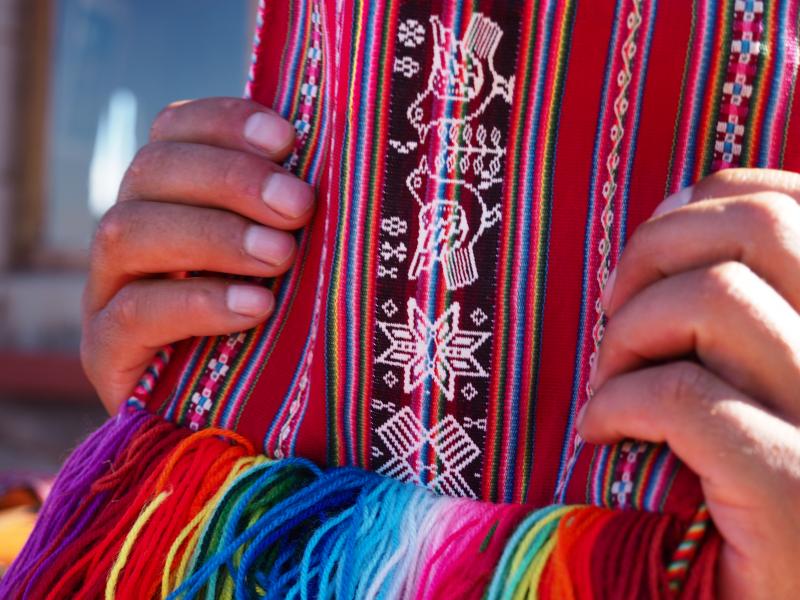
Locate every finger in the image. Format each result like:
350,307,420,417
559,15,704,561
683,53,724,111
692,168,800,204
149,97,296,161
580,363,800,600
592,262,800,421
82,278,274,414
647,169,800,220
119,142,315,230
85,200,296,313
604,192,800,314
579,362,800,506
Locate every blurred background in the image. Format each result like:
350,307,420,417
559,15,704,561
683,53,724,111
0,0,257,553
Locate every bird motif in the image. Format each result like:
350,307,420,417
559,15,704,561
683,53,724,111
406,157,502,290
406,13,515,143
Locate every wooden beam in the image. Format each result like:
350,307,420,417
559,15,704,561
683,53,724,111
12,0,52,267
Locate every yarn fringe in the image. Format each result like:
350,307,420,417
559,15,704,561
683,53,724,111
0,410,718,599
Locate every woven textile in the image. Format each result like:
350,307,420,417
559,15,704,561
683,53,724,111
3,0,800,597
143,0,799,506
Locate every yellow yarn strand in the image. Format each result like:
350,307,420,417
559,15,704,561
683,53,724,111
105,490,171,599
161,456,263,598
526,535,558,600
219,487,272,600
510,506,574,600
172,457,262,591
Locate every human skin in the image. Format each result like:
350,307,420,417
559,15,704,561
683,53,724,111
80,98,313,413
581,168,800,599
82,98,800,598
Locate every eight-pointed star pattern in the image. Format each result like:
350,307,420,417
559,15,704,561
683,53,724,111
376,298,490,400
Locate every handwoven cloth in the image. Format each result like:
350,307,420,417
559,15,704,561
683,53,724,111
3,0,800,598
145,0,800,507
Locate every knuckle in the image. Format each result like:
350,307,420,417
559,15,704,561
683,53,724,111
623,219,656,264
656,361,712,407
220,151,263,198
79,326,96,378
184,285,218,316
700,260,753,297
105,286,141,332
215,96,244,113
129,141,166,176
150,100,187,141
697,168,770,192
701,169,737,189
92,203,131,258
739,191,799,240
120,142,168,199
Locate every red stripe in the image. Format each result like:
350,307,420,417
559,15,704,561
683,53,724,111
360,0,400,468
693,3,731,179
626,1,693,235
530,0,615,506
483,0,536,501
511,0,572,503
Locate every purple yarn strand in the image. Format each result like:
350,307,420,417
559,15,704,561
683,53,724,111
0,410,148,595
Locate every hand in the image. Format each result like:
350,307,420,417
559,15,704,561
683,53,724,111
578,169,800,599
81,98,315,415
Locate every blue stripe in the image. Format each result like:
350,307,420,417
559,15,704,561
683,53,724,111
502,0,555,502
642,445,670,510
680,0,718,188
759,1,789,165
343,2,380,463
279,0,311,116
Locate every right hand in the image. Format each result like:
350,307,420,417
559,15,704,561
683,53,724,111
81,97,315,414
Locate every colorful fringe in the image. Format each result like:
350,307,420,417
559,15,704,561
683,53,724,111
0,410,718,599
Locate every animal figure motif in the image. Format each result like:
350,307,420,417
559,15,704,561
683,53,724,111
407,13,515,142
406,157,502,290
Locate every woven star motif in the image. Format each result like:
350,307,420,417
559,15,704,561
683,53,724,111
376,298,490,400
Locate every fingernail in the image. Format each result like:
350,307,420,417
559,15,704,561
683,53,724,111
262,172,314,219
243,112,295,154
652,186,693,218
601,267,617,310
243,225,294,266
226,285,273,317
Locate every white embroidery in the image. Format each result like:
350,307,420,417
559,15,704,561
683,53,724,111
470,308,488,327
388,140,418,154
376,298,490,401
463,416,487,431
371,397,397,412
398,18,425,48
377,264,399,279
377,217,409,281
376,407,480,498
394,55,421,78
386,14,513,291
381,298,399,318
406,14,514,143
406,155,502,290
380,240,408,262
381,216,408,237
383,370,399,388
461,382,478,401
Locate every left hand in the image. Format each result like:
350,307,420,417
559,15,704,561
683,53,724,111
578,169,800,600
